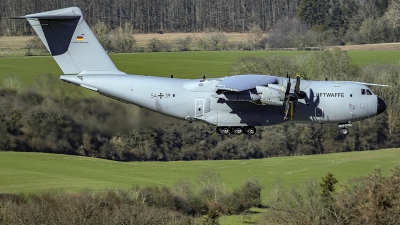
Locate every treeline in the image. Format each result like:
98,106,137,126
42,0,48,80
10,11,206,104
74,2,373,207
2,0,400,47
0,50,399,161
0,171,262,224
260,165,400,224
1,0,301,35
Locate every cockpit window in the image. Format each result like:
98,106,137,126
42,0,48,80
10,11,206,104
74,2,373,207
361,89,373,95
362,89,373,95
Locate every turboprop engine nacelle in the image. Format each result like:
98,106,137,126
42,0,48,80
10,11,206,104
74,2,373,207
214,90,261,102
256,85,285,106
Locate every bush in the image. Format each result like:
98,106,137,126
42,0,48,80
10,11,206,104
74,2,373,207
336,166,400,224
147,38,172,52
25,37,48,56
109,26,137,53
260,166,400,224
0,174,262,224
175,36,192,51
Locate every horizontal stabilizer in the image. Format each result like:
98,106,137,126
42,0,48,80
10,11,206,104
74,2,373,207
12,15,81,19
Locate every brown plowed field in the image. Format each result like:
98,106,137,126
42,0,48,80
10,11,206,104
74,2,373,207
333,42,400,51
1,33,400,50
0,32,251,49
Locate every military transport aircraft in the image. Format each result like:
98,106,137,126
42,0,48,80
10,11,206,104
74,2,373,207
13,7,388,136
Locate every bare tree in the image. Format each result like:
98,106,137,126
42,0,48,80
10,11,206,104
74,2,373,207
197,170,222,202
384,0,400,27
247,23,264,50
265,18,315,49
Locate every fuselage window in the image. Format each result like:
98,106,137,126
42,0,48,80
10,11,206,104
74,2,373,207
366,89,372,95
361,89,366,95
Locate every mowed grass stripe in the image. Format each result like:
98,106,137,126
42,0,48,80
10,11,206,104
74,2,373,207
111,51,302,78
2,51,400,85
347,51,400,66
1,149,399,200
0,57,61,84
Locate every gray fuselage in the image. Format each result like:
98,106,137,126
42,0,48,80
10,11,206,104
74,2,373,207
60,74,385,128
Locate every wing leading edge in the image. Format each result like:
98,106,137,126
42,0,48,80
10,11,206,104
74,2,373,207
216,75,278,92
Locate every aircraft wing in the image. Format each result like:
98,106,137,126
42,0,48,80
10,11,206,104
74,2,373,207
216,75,278,92
353,82,390,87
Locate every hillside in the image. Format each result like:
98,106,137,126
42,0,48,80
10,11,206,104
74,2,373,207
1,149,399,199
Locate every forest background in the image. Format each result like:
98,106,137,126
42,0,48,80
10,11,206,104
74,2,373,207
2,0,400,48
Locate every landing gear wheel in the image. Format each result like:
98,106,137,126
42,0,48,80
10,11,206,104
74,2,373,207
216,127,221,134
245,127,256,135
340,128,349,136
232,127,243,135
218,127,230,135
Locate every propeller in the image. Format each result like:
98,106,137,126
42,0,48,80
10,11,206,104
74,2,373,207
284,73,303,120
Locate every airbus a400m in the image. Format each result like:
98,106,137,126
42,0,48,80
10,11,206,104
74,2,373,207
14,7,388,136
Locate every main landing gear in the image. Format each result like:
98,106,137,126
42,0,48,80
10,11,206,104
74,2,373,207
216,126,256,135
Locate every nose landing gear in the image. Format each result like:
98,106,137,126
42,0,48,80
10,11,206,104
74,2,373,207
338,122,352,136
339,128,349,135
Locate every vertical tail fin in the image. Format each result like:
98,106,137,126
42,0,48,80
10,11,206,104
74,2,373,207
14,7,124,75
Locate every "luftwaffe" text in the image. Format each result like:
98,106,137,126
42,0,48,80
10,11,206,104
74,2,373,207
314,93,345,98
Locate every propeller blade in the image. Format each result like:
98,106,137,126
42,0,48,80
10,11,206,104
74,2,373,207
290,102,295,120
298,91,307,99
286,76,291,96
295,73,300,96
284,74,293,120
284,95,290,120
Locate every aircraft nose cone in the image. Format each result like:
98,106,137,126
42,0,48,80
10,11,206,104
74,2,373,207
377,96,386,115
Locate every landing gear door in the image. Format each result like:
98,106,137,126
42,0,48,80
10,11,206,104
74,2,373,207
195,98,204,117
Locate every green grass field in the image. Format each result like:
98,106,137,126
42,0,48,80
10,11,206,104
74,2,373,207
1,51,400,85
0,51,301,84
1,149,399,198
347,51,400,66
112,51,302,78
